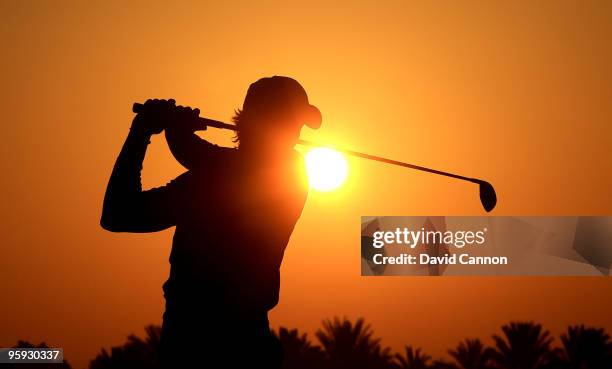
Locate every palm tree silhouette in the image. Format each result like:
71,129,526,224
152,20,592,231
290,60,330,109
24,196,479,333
558,325,612,369
89,325,161,369
273,327,326,369
11,319,612,369
395,346,432,369
447,339,495,369
491,322,556,369
315,316,393,369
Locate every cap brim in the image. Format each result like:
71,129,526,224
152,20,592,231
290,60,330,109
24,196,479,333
304,104,322,129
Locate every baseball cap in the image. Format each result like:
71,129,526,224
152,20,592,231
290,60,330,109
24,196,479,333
242,76,322,129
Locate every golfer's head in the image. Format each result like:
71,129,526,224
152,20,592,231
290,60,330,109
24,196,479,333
233,76,321,151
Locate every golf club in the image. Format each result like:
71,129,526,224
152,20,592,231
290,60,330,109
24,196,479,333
133,103,497,212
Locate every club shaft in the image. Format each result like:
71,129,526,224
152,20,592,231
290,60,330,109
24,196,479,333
203,117,479,184
132,103,480,185
297,139,478,184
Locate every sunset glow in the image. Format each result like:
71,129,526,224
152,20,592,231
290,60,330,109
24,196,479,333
3,2,612,368
304,147,348,191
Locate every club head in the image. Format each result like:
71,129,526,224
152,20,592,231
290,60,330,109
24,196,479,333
478,180,497,212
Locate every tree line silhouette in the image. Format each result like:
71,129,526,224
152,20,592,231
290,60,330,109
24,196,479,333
4,318,611,369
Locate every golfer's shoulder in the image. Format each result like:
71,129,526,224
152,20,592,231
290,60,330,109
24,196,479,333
193,145,238,169
166,170,194,189
207,144,238,160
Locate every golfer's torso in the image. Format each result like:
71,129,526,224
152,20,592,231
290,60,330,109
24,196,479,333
164,150,306,312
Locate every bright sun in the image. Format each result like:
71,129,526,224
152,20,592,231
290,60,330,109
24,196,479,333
304,147,348,191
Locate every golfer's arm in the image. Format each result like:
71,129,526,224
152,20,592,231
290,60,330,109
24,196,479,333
165,129,222,170
101,130,176,232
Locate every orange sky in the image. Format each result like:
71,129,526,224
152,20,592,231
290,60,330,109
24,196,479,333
1,1,611,368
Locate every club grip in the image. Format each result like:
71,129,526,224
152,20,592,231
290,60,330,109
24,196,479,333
131,102,238,131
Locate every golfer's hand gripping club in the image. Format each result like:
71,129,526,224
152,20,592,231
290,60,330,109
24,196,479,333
133,102,230,131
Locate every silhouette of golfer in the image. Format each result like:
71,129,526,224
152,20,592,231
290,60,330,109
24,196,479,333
101,76,321,368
